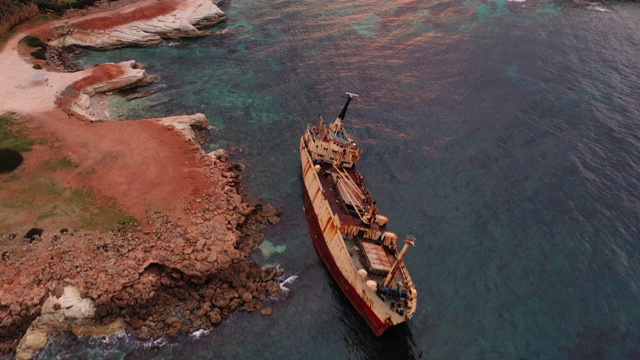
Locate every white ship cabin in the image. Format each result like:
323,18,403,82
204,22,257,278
304,94,363,168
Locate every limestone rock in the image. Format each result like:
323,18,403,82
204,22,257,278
49,0,228,50
15,286,123,360
156,113,209,142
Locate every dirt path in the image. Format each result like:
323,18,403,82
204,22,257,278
0,0,214,234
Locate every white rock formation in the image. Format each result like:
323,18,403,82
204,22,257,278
62,60,154,120
82,60,152,96
15,286,123,360
156,113,209,141
49,0,227,50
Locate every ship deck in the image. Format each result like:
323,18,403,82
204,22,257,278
312,161,410,313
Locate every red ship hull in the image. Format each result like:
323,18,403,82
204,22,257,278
302,185,390,336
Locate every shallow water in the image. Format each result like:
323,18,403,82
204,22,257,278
37,0,640,358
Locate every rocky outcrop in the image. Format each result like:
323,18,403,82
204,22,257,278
56,60,155,121
156,113,209,142
0,152,283,357
15,286,124,360
82,61,154,96
48,0,227,50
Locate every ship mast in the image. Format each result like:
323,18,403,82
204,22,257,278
331,92,358,132
383,235,416,287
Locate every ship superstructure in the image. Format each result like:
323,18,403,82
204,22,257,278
300,93,418,335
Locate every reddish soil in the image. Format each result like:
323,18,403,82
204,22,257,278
40,109,212,224
73,0,180,31
70,64,125,91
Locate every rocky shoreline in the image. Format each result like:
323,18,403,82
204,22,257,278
0,0,287,358
2,150,285,357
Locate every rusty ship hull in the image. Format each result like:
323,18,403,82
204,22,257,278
299,94,417,336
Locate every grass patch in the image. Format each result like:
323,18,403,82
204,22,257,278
2,175,137,231
0,112,41,152
42,157,79,171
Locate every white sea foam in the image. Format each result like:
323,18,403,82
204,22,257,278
143,336,168,350
280,274,299,288
586,4,611,12
190,328,211,339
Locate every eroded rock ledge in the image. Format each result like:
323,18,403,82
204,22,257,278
56,60,156,121
48,0,227,50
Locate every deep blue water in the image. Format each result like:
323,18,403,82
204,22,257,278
37,0,640,358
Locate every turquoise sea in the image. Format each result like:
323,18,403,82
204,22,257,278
38,0,640,358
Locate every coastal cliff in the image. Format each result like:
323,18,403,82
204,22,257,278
48,0,227,50
0,0,286,358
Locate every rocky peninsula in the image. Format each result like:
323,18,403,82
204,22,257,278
0,0,283,358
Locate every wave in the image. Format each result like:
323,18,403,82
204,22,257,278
189,328,211,340
586,4,611,12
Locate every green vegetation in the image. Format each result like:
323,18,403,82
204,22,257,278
30,0,100,15
2,175,138,231
42,157,79,171
0,2,39,39
0,112,40,152
20,35,47,61
20,34,46,48
30,48,46,60
33,64,42,69
0,113,136,232
1,0,98,39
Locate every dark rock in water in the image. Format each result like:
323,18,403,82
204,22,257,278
266,281,280,295
125,89,154,101
261,266,277,282
261,204,282,224
0,149,24,173
23,228,44,242
260,307,273,316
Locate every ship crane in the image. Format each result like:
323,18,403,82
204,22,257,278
382,235,416,287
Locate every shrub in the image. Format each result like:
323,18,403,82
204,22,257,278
20,35,46,48
30,48,46,60
33,64,42,69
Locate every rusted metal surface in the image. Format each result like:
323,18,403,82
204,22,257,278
300,131,418,335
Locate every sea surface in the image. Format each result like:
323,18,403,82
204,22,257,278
37,0,640,358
